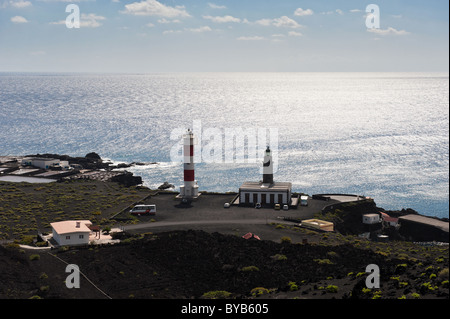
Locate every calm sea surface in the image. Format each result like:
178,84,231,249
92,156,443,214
0,72,448,218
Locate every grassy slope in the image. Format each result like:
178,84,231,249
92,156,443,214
0,179,150,241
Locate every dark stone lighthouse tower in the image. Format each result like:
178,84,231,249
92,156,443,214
262,146,274,184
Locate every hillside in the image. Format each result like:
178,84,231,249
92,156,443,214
1,230,448,300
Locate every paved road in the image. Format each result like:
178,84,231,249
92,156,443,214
123,218,287,232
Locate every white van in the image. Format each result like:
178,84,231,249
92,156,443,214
300,196,308,206
130,204,156,216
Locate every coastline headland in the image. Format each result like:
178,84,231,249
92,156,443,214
0,152,448,244
0,152,448,300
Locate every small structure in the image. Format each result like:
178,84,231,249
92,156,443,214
301,219,334,232
380,212,399,227
50,220,92,246
362,213,381,224
22,157,60,169
239,146,292,207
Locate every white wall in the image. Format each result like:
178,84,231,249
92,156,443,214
363,214,380,224
52,229,90,246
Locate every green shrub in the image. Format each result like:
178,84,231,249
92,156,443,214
326,285,338,293
271,254,287,261
202,291,232,299
280,236,291,243
39,286,50,293
39,273,48,280
29,254,40,261
314,258,334,265
438,268,449,280
250,287,270,296
240,266,260,272
398,282,408,288
371,291,382,299
288,281,298,291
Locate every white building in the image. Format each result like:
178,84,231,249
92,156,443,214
239,146,292,207
362,214,381,224
22,157,60,169
239,181,292,206
51,220,93,246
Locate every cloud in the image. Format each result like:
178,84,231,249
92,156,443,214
121,0,190,18
288,31,302,37
237,36,264,41
273,16,302,28
10,15,28,23
157,18,181,24
80,13,106,27
207,2,226,9
367,27,410,36
294,8,313,16
320,9,344,15
163,26,212,34
187,26,212,33
255,16,302,29
162,29,181,34
349,9,362,13
202,15,240,23
9,0,32,8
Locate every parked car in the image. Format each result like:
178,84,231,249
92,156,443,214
130,204,156,216
274,204,281,210
283,205,289,211
224,202,230,208
255,203,261,209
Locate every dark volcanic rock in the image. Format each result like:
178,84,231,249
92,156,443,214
111,171,142,187
158,181,175,190
85,152,102,160
26,153,109,170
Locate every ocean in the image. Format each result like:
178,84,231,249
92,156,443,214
0,72,448,218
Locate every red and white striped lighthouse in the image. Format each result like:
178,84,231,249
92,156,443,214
179,129,200,200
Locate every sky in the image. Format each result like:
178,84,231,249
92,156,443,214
0,0,448,72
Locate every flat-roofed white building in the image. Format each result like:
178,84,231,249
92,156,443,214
51,220,92,246
362,213,381,224
22,157,60,169
239,181,292,206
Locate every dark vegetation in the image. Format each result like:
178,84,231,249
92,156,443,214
1,230,448,299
